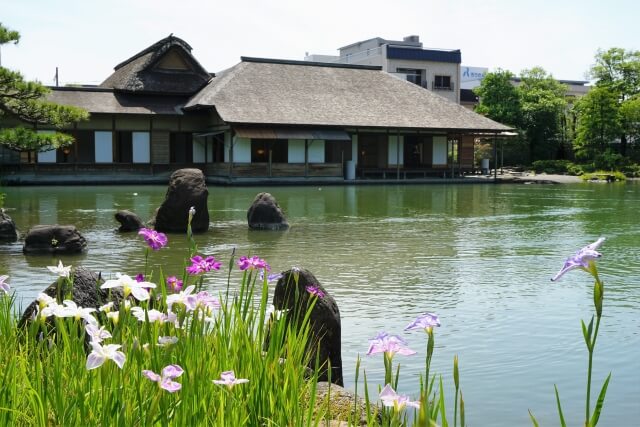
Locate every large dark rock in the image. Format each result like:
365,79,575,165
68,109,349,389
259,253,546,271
0,209,18,242
23,225,87,254
247,192,289,230
19,266,124,328
151,168,209,233
115,210,145,232
271,268,343,386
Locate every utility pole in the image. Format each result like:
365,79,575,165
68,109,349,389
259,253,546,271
55,67,59,87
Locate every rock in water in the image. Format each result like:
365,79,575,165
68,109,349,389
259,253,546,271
115,210,145,232
0,209,18,242
23,225,87,254
152,168,209,233
19,266,123,328
247,192,289,230
271,267,343,386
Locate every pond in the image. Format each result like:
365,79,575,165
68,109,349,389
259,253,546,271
1,183,639,426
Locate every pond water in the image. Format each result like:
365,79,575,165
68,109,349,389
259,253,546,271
1,183,639,426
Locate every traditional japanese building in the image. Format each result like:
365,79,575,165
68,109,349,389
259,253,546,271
0,35,512,184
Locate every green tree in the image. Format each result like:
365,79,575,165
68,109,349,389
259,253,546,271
574,86,621,159
588,48,640,155
473,69,522,127
619,95,640,154
517,67,567,162
0,23,88,152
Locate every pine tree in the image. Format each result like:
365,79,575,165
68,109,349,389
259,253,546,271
0,23,88,152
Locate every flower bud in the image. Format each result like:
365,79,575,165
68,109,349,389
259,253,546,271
453,354,460,389
594,279,603,317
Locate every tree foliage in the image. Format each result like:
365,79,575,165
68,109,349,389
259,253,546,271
0,23,88,152
517,67,568,162
583,48,640,156
474,67,567,163
574,86,621,159
474,69,521,127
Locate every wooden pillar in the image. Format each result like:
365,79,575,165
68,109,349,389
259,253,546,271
149,117,154,175
396,129,400,180
304,139,309,178
228,133,234,178
493,134,498,182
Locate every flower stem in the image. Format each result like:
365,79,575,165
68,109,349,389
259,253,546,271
586,313,601,425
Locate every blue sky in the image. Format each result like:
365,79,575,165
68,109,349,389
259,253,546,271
2,0,638,86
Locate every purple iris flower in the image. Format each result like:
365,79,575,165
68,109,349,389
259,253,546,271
259,270,283,283
138,228,168,251
135,273,145,283
367,332,416,357
237,256,270,271
551,237,605,281
142,364,184,392
166,276,183,292
405,312,441,332
186,255,221,275
306,285,325,298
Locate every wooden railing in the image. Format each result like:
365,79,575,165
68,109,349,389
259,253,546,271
205,163,342,178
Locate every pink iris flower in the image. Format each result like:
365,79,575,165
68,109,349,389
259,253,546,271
367,332,416,357
138,228,168,251
186,255,221,275
0,275,10,294
142,364,184,392
166,275,183,292
306,285,325,298
237,256,270,271
379,384,420,410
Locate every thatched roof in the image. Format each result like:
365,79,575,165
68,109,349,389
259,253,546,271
186,57,511,132
100,35,211,95
48,87,186,115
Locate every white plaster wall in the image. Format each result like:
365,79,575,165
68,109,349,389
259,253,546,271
432,135,448,165
192,138,206,163
388,59,459,103
36,130,56,163
234,137,251,163
224,132,231,162
95,131,113,163
308,140,325,163
387,135,404,166
132,132,150,163
288,139,305,163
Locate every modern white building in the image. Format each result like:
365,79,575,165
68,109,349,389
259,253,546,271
305,35,461,104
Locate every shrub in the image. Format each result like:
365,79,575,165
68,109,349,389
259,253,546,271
620,163,640,177
580,171,627,181
531,159,572,174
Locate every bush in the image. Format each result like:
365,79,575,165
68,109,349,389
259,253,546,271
567,163,596,176
531,159,572,174
580,171,627,181
620,163,640,177
593,150,631,171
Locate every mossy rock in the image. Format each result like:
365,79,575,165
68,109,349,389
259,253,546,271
308,382,376,426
